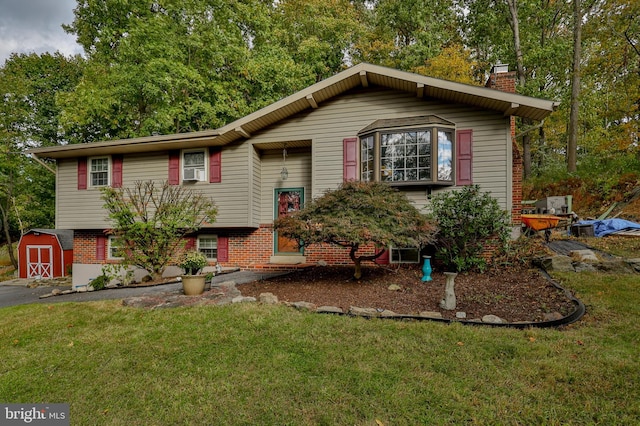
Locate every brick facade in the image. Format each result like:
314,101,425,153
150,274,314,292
73,230,104,264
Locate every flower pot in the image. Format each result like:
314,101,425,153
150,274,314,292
181,275,206,296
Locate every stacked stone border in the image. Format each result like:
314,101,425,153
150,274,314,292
120,271,585,329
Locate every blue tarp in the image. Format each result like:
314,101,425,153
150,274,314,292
574,219,640,237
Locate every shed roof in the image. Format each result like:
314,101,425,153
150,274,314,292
27,229,74,250
29,63,559,160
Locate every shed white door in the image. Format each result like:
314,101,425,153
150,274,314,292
26,245,53,278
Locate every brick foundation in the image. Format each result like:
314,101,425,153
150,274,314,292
73,227,377,272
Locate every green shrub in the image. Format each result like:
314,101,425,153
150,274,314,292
429,185,510,272
89,275,109,291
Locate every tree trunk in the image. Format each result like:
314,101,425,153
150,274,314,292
567,0,582,173
0,202,18,269
349,244,362,280
522,129,532,178
506,0,531,177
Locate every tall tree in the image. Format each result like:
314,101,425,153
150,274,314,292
461,0,572,177
354,0,459,71
0,53,83,265
61,0,311,141
567,0,582,173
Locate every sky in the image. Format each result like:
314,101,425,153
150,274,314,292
0,0,83,64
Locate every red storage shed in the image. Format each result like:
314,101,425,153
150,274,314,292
18,229,73,279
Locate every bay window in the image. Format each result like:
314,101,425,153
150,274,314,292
358,116,456,186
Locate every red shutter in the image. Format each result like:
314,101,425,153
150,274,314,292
217,236,229,262
343,137,358,181
168,150,180,185
209,148,221,183
374,248,390,265
112,155,123,188
456,130,473,186
77,157,87,190
96,236,106,261
185,237,196,250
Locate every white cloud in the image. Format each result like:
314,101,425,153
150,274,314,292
0,0,83,64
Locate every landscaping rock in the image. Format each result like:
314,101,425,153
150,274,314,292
482,314,506,324
456,312,467,319
387,284,402,291
51,288,63,296
573,262,597,272
317,306,343,314
232,296,256,304
348,306,396,317
536,255,575,272
419,311,443,319
259,292,279,304
291,301,316,311
543,312,563,321
596,260,634,274
627,259,640,272
570,249,599,262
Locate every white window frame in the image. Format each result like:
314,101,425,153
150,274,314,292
389,247,421,264
89,156,111,188
358,117,456,186
197,235,218,260
182,149,207,182
107,236,124,260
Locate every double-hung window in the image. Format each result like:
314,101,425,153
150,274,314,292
183,150,206,182
198,235,218,260
358,116,455,186
89,157,110,187
107,236,123,260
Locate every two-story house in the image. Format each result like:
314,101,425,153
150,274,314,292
30,63,558,288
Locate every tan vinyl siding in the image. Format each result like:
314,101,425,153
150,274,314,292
57,144,253,229
186,141,251,228
250,87,512,217
55,86,515,229
259,149,312,223
57,158,111,229
250,147,262,227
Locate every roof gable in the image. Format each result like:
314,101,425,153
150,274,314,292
30,63,558,159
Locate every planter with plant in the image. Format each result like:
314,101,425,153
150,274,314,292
179,250,208,295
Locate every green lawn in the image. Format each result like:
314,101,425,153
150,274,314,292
1,271,638,425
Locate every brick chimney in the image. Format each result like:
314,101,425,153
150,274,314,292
486,64,522,227
485,64,516,94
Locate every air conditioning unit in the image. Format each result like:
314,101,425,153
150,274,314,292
183,168,205,182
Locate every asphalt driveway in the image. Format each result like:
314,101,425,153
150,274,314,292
0,270,283,309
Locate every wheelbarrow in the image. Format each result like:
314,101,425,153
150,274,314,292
521,214,563,242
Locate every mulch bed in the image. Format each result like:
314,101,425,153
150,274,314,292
238,264,577,323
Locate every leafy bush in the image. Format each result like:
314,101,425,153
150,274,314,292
179,250,208,275
429,185,510,272
89,274,109,291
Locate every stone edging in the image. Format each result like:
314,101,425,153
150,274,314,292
120,272,586,329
